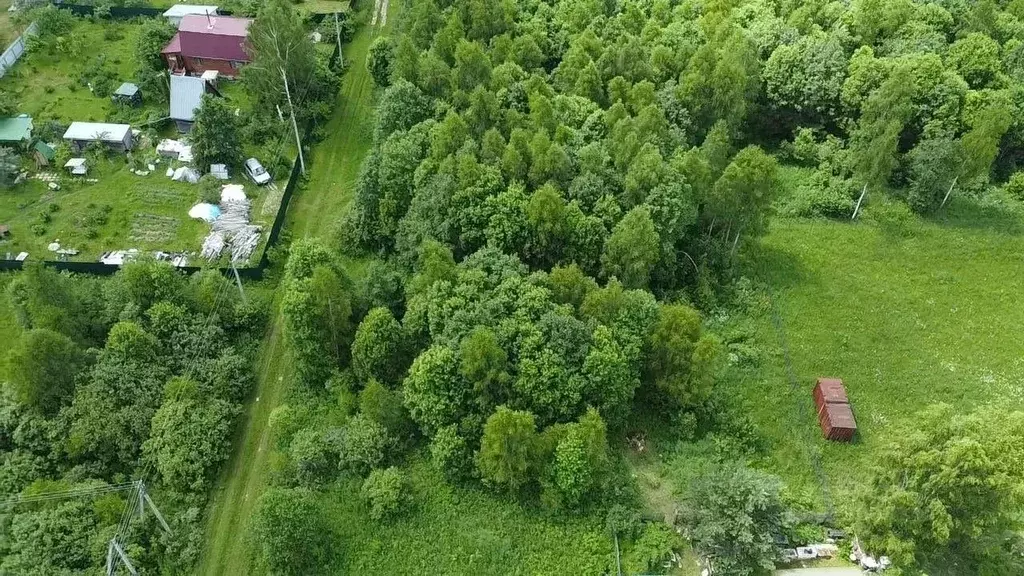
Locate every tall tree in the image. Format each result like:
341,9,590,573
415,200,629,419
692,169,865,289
849,66,916,193
705,146,779,246
367,37,394,87
601,205,660,289
645,304,720,408
477,406,539,494
243,0,318,114
352,307,406,385
190,95,243,170
6,329,85,414
857,404,1024,573
682,464,792,576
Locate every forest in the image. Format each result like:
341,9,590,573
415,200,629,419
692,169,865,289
5,0,1024,575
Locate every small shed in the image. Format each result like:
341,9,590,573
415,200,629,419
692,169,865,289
169,74,209,132
64,158,88,175
0,115,33,145
113,82,142,107
33,141,54,167
818,402,857,442
163,4,219,26
63,122,134,152
210,163,229,179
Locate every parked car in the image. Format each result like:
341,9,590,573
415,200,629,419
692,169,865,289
244,158,271,185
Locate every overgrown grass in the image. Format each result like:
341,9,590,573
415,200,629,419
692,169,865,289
0,274,23,380
3,18,157,123
318,457,616,575
724,193,1024,507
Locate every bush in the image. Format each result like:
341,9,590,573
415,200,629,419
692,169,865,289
289,428,339,486
361,467,405,520
338,413,394,475
247,488,332,576
785,127,819,165
197,175,222,204
865,200,916,239
429,424,472,480
33,5,75,37
786,172,857,218
1004,172,1024,201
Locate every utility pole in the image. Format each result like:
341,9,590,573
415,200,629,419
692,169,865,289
230,261,248,305
851,183,867,220
280,67,305,175
106,538,138,576
107,481,172,576
333,11,344,68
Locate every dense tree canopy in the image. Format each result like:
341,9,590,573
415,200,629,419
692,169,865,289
857,404,1024,574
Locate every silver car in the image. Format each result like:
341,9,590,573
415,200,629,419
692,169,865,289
244,158,271,185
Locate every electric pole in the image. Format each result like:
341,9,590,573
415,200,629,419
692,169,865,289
334,11,344,68
280,67,305,175
230,261,248,305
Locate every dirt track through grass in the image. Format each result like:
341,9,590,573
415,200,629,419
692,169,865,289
196,7,396,574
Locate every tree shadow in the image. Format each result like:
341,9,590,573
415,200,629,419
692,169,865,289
741,240,816,292
932,194,1024,236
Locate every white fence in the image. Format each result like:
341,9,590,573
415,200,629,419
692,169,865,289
0,21,38,79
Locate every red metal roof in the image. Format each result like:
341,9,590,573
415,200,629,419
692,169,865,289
164,15,252,61
161,32,181,54
179,14,251,36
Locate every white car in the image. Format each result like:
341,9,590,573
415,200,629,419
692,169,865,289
244,158,272,185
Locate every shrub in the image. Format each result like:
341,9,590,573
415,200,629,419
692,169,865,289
787,172,857,218
289,428,339,486
247,488,332,576
197,175,222,204
1004,172,1024,201
429,424,472,480
338,413,394,475
361,467,405,520
786,127,819,165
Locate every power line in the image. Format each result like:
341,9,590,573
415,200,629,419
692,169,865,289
0,481,137,507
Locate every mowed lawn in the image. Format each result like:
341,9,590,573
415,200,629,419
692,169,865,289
729,195,1024,504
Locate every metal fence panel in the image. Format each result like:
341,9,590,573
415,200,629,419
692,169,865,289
0,21,37,78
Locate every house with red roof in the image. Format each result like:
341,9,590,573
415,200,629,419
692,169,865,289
161,14,253,78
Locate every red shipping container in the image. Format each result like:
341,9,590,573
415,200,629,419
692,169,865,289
818,402,857,442
813,377,849,411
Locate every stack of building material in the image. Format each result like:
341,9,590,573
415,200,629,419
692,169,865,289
813,377,857,442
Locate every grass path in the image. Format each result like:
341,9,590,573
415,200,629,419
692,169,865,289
196,9,395,575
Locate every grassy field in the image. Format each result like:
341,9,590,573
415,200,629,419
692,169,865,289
0,160,206,259
721,193,1024,508
196,6,390,574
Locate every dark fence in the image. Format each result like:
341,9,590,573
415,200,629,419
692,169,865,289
52,2,234,18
